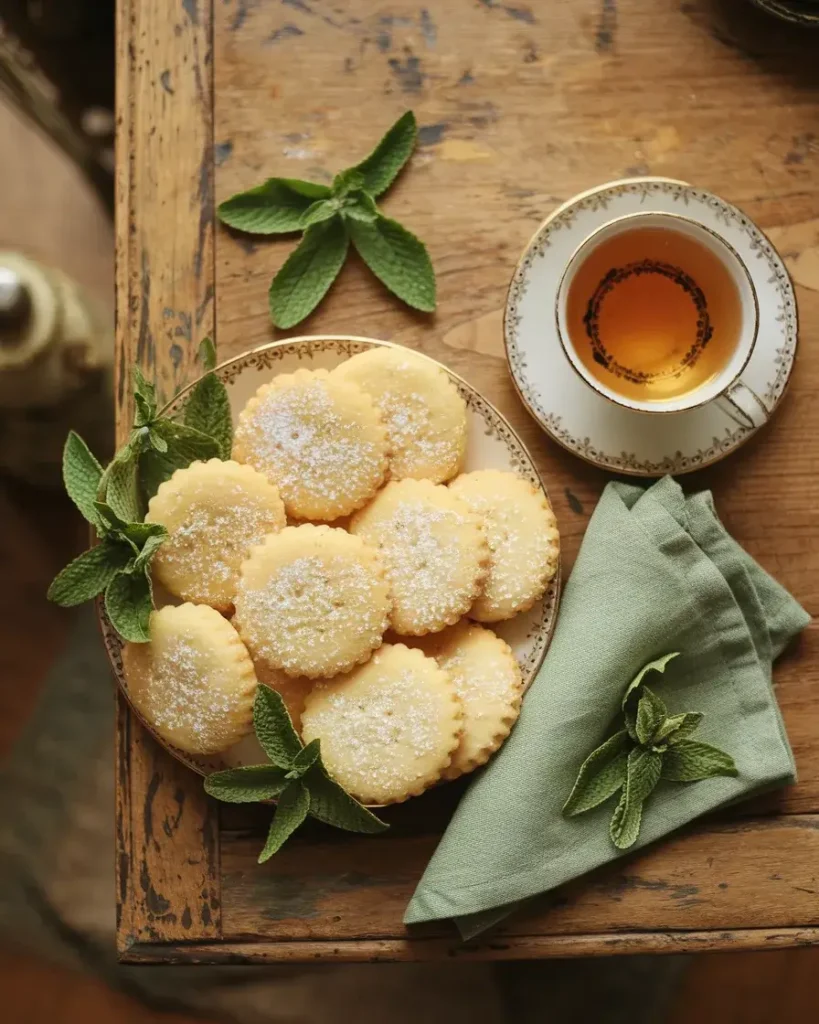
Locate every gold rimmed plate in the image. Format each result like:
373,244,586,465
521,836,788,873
101,335,562,781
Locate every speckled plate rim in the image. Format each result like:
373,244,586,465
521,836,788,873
503,176,799,476
101,334,563,785
749,0,819,26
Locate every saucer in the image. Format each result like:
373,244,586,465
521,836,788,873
504,177,798,475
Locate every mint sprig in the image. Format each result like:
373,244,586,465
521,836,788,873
563,653,738,850
205,687,388,862
48,338,234,643
217,110,435,328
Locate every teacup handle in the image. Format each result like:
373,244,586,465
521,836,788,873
716,380,770,430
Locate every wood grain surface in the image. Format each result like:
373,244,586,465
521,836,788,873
117,0,819,960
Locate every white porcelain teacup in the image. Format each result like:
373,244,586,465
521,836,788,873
555,211,769,429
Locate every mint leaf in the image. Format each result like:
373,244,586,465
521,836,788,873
622,652,680,740
269,216,349,329
183,373,233,460
148,428,168,453
350,110,417,196
47,541,132,606
662,740,738,782
655,711,703,745
133,531,166,572
94,500,128,533
635,686,668,745
342,190,379,223
199,336,217,371
132,367,157,425
253,685,303,768
305,764,388,833
104,571,152,643
63,431,104,527
218,178,331,234
205,764,289,803
563,729,630,817
332,168,365,196
139,420,220,498
347,214,435,312
300,199,339,229
258,781,310,862
106,455,142,523
287,738,321,778
610,747,662,850
118,521,167,547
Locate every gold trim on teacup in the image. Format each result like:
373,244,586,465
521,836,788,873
102,335,562,785
553,210,761,418
503,177,799,476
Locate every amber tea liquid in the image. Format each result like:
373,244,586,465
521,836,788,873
564,225,743,403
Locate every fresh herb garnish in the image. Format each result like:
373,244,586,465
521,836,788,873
205,686,388,861
47,338,233,642
217,110,435,328
563,653,737,849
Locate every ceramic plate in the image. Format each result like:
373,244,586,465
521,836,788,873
505,177,798,475
102,335,562,778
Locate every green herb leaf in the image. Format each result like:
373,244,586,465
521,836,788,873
635,686,668,745
94,500,128,533
253,686,303,768
300,198,339,229
104,571,153,643
118,521,167,547
139,420,220,498
609,747,663,850
204,764,289,803
342,190,379,223
622,652,680,740
148,428,168,453
287,738,321,778
183,372,233,460
661,740,738,782
268,216,349,329
199,336,218,371
304,764,389,833
218,178,331,235
347,214,435,312
62,431,104,527
133,531,167,572
106,455,142,523
258,781,310,862
350,110,417,197
563,729,630,817
132,368,157,425
654,711,703,745
332,168,365,196
47,541,132,606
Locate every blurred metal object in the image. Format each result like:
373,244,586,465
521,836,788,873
0,252,112,486
749,0,819,26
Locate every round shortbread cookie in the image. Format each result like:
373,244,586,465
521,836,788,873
145,459,286,612
121,604,258,755
232,367,388,521
234,524,391,678
300,643,463,805
411,622,523,780
349,478,488,636
332,346,467,483
253,662,313,733
449,469,559,622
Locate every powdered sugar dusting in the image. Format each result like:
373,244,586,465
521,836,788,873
236,550,389,677
302,657,456,802
235,375,386,519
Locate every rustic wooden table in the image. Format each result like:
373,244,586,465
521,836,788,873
115,0,819,963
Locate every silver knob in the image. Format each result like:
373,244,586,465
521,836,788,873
0,266,32,338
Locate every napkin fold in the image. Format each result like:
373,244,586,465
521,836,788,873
404,477,810,939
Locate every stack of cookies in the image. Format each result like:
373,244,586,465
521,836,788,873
122,347,560,806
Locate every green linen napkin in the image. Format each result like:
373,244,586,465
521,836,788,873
404,476,810,939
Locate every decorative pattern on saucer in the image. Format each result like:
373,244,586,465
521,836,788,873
101,335,561,781
505,178,797,475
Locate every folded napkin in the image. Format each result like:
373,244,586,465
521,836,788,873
405,476,810,939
